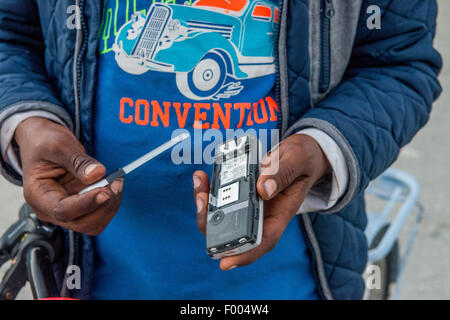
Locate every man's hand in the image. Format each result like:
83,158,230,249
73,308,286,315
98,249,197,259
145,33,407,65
15,117,123,235
193,134,330,271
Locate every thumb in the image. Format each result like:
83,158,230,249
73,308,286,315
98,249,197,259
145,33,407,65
62,150,106,185
257,149,303,200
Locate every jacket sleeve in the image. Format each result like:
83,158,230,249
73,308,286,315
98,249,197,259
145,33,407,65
0,0,74,185
286,0,442,213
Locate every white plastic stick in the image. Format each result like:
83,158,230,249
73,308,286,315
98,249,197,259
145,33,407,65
78,132,190,195
122,132,189,174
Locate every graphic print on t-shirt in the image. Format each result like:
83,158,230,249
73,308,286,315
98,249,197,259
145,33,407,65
112,0,279,101
92,0,318,300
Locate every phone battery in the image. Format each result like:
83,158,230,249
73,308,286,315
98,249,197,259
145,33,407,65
220,154,247,185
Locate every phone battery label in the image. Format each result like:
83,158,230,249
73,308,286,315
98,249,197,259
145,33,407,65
220,154,247,185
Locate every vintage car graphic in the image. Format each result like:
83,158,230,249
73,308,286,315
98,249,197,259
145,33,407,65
112,0,279,100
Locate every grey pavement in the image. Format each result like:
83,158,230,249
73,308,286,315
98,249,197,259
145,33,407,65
0,1,449,300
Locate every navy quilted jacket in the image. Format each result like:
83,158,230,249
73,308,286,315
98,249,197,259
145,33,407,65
0,0,442,299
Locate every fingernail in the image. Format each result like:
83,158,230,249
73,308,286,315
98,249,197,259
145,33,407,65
85,164,101,176
226,265,238,271
96,192,110,204
263,179,277,198
111,178,124,195
196,198,204,214
193,175,201,190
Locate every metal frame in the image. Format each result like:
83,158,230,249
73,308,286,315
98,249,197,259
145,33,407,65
365,168,424,299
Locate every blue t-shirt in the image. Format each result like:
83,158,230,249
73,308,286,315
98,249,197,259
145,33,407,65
92,0,317,299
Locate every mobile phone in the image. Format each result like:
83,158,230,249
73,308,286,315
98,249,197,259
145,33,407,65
206,134,263,259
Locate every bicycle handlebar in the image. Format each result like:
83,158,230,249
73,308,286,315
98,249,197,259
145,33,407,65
0,204,62,300
26,246,59,299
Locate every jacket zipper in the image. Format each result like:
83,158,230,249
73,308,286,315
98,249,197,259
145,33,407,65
67,0,88,296
75,0,89,141
274,0,283,132
299,216,326,299
74,0,89,264
319,0,334,93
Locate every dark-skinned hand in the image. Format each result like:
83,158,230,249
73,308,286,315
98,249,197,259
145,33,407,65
15,117,123,236
193,134,330,271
